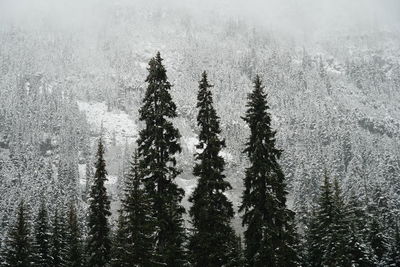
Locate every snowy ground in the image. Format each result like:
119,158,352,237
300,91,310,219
77,101,138,145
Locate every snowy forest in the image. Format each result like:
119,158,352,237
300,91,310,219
1,0,400,266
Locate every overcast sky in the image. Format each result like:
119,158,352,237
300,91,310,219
1,0,399,43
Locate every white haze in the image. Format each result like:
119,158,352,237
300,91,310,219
1,0,399,45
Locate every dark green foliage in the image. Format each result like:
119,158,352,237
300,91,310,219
65,203,83,267
137,52,187,266
112,151,157,267
304,209,321,267
188,71,241,267
111,212,130,267
2,200,33,267
239,75,298,266
232,236,246,267
346,194,374,266
306,174,336,266
369,217,387,264
51,209,67,267
33,201,52,267
305,176,373,267
86,138,111,267
389,222,400,266
327,178,352,266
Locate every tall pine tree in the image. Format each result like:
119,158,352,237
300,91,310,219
346,193,374,266
389,221,400,266
306,174,335,267
328,178,352,266
188,71,240,267
239,75,298,266
33,200,52,267
51,208,67,267
2,200,33,267
111,212,129,267
65,202,83,267
86,138,111,267
369,217,387,265
112,150,157,267
137,52,187,266
305,175,373,267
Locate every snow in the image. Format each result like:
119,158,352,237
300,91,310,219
78,163,117,185
105,175,118,185
182,136,234,162
77,101,138,144
78,164,86,185
183,136,198,154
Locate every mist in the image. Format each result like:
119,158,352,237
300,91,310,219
1,0,399,44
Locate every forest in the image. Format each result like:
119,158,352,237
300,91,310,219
1,51,399,267
1,0,400,266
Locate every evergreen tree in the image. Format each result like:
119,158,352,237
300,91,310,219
306,176,373,267
51,209,67,267
188,71,240,267
111,212,129,267
86,138,111,267
2,200,33,267
346,193,374,266
65,202,83,267
327,178,351,266
305,175,334,267
304,209,321,267
389,222,400,266
137,52,187,266
112,150,157,267
239,75,298,267
33,201,52,267
369,217,387,265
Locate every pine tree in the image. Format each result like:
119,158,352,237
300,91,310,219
2,200,33,267
239,75,298,267
86,138,111,267
389,222,400,266
65,202,83,267
51,208,67,267
369,217,387,265
304,209,321,267
137,52,187,266
306,176,373,267
328,178,351,266
111,212,129,267
188,71,240,267
346,193,374,266
112,150,157,267
33,201,52,267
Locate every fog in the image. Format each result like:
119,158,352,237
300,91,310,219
1,0,399,44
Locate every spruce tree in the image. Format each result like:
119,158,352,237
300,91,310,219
306,175,373,267
86,138,111,267
346,193,374,266
65,202,83,267
389,222,400,266
306,174,335,267
137,52,187,266
51,208,67,267
188,71,240,267
33,201,52,267
304,209,321,267
369,217,387,264
328,178,351,266
112,150,157,267
2,200,33,267
239,75,298,266
111,212,129,267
